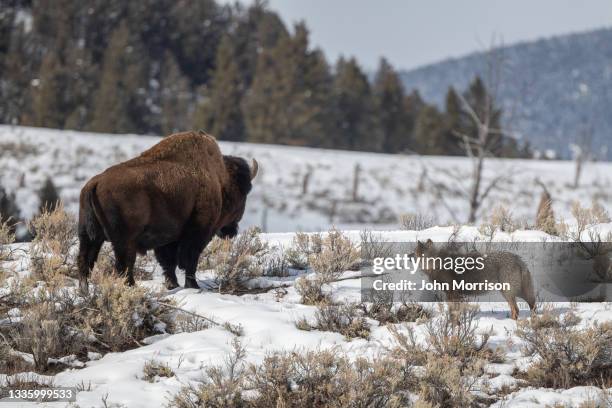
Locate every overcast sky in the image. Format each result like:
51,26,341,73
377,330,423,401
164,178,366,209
224,0,612,71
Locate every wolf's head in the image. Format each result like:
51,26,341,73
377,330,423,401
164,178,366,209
415,238,435,258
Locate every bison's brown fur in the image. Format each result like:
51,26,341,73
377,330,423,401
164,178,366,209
77,130,258,292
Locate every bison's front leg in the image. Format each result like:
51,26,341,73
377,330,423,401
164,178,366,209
178,229,214,289
155,242,179,290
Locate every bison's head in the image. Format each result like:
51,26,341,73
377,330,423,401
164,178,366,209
217,156,259,238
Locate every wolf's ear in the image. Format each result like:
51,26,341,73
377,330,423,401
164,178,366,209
425,239,433,248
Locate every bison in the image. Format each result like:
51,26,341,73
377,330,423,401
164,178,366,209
77,130,258,293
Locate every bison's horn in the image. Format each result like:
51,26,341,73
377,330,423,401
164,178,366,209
250,159,259,180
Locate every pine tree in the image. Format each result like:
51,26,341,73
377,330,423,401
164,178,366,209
29,53,67,128
373,58,410,153
414,105,446,155
243,22,332,146
38,178,60,213
441,87,467,156
332,57,382,151
0,185,20,225
159,52,190,135
89,21,149,134
192,35,245,141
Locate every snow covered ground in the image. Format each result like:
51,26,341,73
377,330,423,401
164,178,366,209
2,125,612,232
0,126,611,407
1,226,611,407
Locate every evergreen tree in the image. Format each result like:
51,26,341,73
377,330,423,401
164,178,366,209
441,87,467,156
192,35,245,141
29,53,67,128
331,57,382,151
38,177,60,213
243,22,332,146
159,52,191,135
414,105,446,155
0,185,20,225
373,58,410,153
89,21,149,133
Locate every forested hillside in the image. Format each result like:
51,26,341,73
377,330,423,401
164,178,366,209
400,27,612,159
0,0,528,157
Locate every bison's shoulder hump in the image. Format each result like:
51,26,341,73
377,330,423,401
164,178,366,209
140,131,224,165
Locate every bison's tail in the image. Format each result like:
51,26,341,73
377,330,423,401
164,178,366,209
84,183,113,243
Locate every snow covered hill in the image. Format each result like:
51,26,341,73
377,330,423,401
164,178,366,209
1,126,612,233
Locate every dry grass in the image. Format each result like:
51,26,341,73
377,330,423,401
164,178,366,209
399,213,435,231
0,217,16,262
516,307,612,388
143,360,175,382
479,205,521,236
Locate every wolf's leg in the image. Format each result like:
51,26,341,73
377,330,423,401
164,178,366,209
502,292,519,320
155,242,179,289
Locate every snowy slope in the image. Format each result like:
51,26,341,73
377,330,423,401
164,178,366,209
1,126,612,234
1,227,610,407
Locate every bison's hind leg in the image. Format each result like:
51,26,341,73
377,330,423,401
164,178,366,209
112,241,137,286
77,231,104,295
155,242,179,290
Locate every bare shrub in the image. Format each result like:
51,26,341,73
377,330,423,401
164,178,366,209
417,354,484,408
308,228,360,281
479,205,519,234
247,350,413,408
169,338,247,408
81,272,172,352
516,308,612,388
28,203,77,280
535,184,558,235
359,229,394,264
425,304,501,364
399,213,435,231
170,345,414,408
1,373,54,400
0,217,16,262
174,312,211,333
262,247,290,277
295,276,330,305
285,232,322,270
296,303,370,340
143,360,174,382
205,227,268,293
361,292,430,325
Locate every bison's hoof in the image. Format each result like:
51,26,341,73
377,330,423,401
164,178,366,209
165,279,179,290
184,278,200,289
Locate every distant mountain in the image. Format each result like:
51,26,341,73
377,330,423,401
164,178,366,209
399,27,612,159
